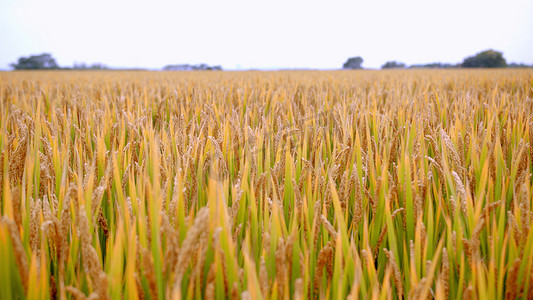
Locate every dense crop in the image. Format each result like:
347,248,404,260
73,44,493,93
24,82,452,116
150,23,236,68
0,69,532,299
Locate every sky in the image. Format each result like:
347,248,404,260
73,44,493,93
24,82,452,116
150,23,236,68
1,0,532,70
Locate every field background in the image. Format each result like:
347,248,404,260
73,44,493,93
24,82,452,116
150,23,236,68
1,69,533,299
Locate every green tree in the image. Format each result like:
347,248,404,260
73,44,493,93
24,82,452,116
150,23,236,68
10,53,59,70
343,57,364,69
461,50,507,68
381,61,406,69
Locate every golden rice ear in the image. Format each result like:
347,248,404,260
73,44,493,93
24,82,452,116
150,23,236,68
65,286,88,300
383,248,403,299
293,278,304,300
76,205,108,298
172,207,209,289
204,263,216,300
12,186,22,231
505,259,522,300
441,248,450,300
29,198,42,256
140,246,158,300
8,124,29,186
275,237,287,296
2,217,29,291
313,242,334,297
259,256,269,297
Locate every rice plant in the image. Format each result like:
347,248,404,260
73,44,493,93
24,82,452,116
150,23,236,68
0,69,532,299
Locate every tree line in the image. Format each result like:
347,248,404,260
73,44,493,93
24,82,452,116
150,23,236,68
8,50,531,70
9,54,110,70
343,49,532,70
9,54,223,71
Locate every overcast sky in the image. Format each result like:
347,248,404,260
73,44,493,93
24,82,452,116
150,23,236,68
1,0,532,70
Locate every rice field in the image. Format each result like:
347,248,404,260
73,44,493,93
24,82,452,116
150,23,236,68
0,69,532,299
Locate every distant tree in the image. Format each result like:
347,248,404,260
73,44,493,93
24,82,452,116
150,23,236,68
163,64,191,71
507,62,532,68
381,61,406,69
89,63,107,70
10,53,59,70
163,64,222,71
409,62,458,69
461,50,507,68
343,57,363,69
73,62,86,69
72,62,108,70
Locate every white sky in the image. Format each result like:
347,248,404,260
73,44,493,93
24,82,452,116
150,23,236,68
1,0,532,70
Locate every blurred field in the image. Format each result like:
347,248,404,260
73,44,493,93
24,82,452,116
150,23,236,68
1,69,532,299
